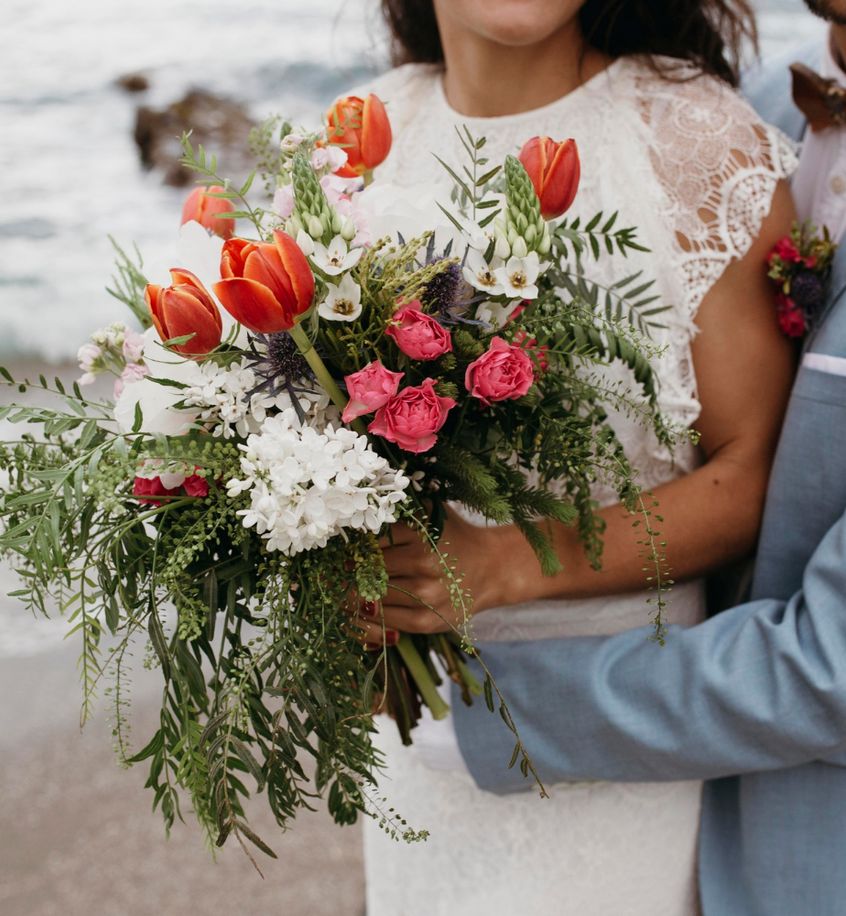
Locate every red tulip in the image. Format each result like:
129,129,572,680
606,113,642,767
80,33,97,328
325,93,392,178
181,185,236,239
518,137,580,219
145,269,222,356
213,230,315,334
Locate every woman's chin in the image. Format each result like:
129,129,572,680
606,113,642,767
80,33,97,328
438,0,583,48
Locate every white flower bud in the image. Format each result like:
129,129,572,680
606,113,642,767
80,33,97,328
307,214,325,239
511,236,529,259
494,234,512,260
340,217,357,242
296,229,315,256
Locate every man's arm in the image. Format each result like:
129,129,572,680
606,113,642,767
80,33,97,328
454,510,846,793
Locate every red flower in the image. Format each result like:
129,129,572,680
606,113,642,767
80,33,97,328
465,336,535,406
771,237,802,265
214,230,315,334
518,137,580,219
775,293,807,338
325,94,392,178
133,476,181,504
183,474,210,498
133,473,210,504
145,269,222,357
512,329,549,372
181,185,236,239
368,378,455,454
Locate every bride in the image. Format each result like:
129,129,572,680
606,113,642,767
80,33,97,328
351,1,796,913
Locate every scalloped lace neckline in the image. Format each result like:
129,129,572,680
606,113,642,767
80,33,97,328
430,56,626,127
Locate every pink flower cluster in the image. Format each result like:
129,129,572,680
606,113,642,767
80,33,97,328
342,309,536,453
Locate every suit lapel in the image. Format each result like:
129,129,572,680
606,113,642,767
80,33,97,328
806,242,846,354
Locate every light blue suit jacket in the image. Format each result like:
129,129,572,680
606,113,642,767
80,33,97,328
454,46,846,915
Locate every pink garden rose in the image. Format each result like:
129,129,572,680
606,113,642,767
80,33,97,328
368,378,455,453
465,336,535,406
341,360,404,424
385,300,452,361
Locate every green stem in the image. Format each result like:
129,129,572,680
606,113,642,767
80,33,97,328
396,634,450,720
288,321,367,434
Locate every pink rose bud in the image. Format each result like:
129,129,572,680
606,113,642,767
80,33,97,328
465,336,535,406
385,300,452,361
368,378,455,454
342,360,404,424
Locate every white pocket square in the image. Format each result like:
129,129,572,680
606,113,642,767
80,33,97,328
802,352,846,377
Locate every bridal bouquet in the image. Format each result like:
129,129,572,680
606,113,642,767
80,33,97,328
0,93,677,859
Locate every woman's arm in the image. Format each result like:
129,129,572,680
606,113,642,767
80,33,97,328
371,181,796,637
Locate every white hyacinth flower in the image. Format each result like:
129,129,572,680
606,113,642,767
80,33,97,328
494,252,541,300
462,247,505,296
318,274,363,322
311,235,363,276
227,408,409,555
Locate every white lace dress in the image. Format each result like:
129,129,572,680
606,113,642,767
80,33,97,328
357,56,796,916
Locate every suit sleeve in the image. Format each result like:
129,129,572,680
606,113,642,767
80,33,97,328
453,510,846,793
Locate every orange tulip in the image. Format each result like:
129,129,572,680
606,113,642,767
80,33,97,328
325,93,392,178
181,185,236,239
146,269,223,356
518,137,580,219
213,230,315,334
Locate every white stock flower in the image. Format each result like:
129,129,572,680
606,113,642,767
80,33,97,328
494,252,541,300
318,274,363,322
311,235,363,276
462,247,505,296
227,408,409,555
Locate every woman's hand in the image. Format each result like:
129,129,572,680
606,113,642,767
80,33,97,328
354,514,518,642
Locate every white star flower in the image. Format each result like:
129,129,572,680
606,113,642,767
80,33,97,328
311,235,363,276
494,252,541,300
462,247,505,296
318,274,363,322
475,299,520,330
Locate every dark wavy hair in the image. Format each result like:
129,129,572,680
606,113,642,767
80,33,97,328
380,0,757,87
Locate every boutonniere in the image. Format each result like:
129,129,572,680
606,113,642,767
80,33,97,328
767,221,837,338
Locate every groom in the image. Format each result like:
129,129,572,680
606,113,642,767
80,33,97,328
450,5,846,915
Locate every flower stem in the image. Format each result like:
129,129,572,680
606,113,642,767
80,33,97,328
288,321,367,434
395,634,450,720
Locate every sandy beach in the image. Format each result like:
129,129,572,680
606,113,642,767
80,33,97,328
0,361,364,916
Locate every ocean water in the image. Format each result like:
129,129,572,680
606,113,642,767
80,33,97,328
0,0,825,363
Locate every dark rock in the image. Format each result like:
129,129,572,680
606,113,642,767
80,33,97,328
132,89,255,187
117,72,150,93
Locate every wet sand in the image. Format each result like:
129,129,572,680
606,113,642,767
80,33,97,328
0,360,364,916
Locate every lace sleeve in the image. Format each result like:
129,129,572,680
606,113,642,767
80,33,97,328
633,63,799,314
